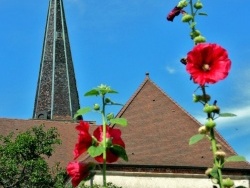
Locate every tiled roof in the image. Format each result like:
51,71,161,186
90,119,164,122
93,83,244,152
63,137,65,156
114,75,250,170
0,118,79,168
0,75,249,172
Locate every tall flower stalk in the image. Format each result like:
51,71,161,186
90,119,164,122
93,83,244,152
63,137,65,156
167,1,246,188
67,84,128,188
101,93,107,186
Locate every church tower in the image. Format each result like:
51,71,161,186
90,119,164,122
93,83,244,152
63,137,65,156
33,0,80,120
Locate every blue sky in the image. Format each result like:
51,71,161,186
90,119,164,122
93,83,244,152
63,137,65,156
0,0,250,161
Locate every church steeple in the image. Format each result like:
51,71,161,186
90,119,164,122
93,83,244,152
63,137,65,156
33,0,80,120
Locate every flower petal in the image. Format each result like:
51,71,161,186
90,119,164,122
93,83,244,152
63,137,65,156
67,162,90,187
93,125,125,163
74,121,92,159
166,6,183,22
76,120,90,133
186,43,231,85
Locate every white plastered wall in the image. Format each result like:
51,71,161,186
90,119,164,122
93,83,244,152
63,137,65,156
87,171,250,188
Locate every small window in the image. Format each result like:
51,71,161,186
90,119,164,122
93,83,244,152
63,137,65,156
56,32,63,39
36,110,51,119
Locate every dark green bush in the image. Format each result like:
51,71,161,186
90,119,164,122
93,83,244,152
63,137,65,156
0,125,66,188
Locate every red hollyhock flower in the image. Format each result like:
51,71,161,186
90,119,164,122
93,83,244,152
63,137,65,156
186,43,231,86
93,125,125,163
74,121,92,160
67,161,91,187
167,6,185,22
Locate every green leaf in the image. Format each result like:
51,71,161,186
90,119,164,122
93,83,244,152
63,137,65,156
189,134,205,145
99,88,118,94
219,113,237,117
84,87,118,96
110,102,124,106
110,145,128,161
87,146,105,157
110,118,128,127
84,89,100,96
198,12,208,16
108,89,118,94
74,107,92,119
225,155,246,162
210,167,219,179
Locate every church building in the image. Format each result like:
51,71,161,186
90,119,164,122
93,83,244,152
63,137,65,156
0,0,249,187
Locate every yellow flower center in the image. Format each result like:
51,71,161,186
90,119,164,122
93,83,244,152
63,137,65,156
202,64,210,71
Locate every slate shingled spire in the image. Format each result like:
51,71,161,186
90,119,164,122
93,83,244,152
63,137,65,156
33,0,80,120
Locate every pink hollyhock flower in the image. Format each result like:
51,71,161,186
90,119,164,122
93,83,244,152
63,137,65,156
167,6,185,21
67,161,90,187
186,43,231,86
93,125,125,163
74,121,92,160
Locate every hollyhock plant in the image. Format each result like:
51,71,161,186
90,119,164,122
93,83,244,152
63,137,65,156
68,84,128,187
93,125,125,163
67,161,93,187
186,43,231,86
74,120,92,160
167,1,246,188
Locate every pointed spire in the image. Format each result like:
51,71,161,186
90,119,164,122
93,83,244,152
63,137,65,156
33,0,81,120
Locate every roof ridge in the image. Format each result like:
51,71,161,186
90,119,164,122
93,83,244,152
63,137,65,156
0,118,77,124
116,75,150,118
149,78,203,127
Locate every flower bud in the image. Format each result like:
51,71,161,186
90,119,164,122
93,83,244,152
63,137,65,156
107,113,114,120
215,150,226,159
182,14,193,22
205,168,212,176
216,144,222,150
198,126,209,134
203,104,216,113
201,94,211,102
193,94,201,102
194,2,203,9
213,105,220,114
177,0,188,8
211,178,218,184
194,35,206,44
190,30,201,39
93,103,100,111
205,118,216,129
222,178,234,188
105,97,111,103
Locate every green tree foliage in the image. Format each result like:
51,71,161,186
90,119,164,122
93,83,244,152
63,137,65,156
0,125,67,188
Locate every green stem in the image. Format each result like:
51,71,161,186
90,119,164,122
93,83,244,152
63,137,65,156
188,1,224,187
101,95,107,188
218,166,224,188
201,86,224,188
210,128,224,188
189,0,196,32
